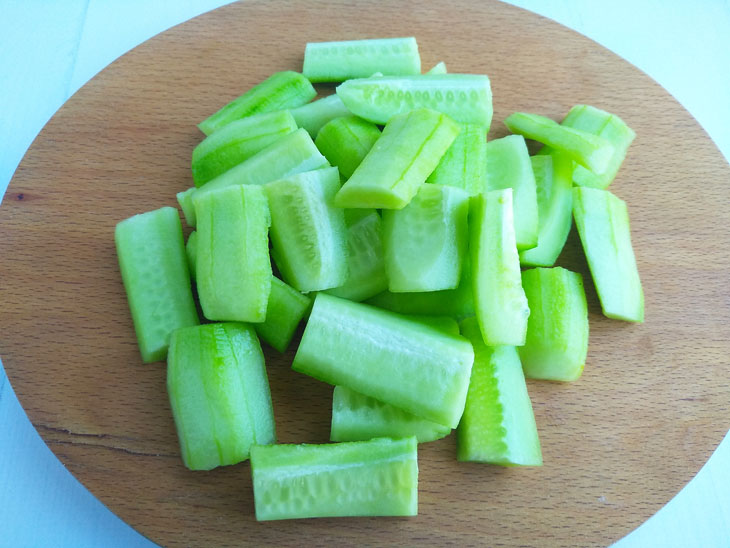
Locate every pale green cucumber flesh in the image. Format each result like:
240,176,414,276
425,61,447,75
254,276,312,352
185,230,197,281
289,94,352,138
315,115,381,179
427,123,487,195
177,187,197,227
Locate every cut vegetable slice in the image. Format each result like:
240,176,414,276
115,207,199,363
470,189,530,346
194,184,272,322
292,293,474,428
335,108,460,209
425,61,447,75
185,230,197,280
337,74,493,128
331,386,451,443
427,123,486,196
176,187,197,227
303,37,421,82
250,436,418,520
457,317,542,466
382,183,469,292
198,71,316,135
315,115,381,180
519,267,589,381
167,323,275,470
289,94,352,138
572,187,644,322
265,166,348,292
254,276,312,353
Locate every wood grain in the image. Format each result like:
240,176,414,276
1,1,729,546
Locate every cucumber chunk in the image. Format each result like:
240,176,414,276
167,323,275,470
176,187,197,227
293,293,474,428
337,74,493,128
485,135,539,251
198,71,316,135
425,61,447,75
289,94,352,138
265,166,348,292
427,123,487,195
115,207,199,363
382,184,469,292
572,187,644,322
185,230,197,280
250,436,418,520
331,386,451,443
335,108,460,209
254,276,312,353
194,184,272,322
315,116,381,180
519,267,589,381
192,110,298,187
303,37,421,83
457,317,542,466
470,189,530,346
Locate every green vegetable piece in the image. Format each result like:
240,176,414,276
167,323,275,470
519,151,574,266
250,436,418,520
326,209,388,302
254,277,312,353
293,293,474,428
176,187,197,227
427,123,487,195
185,230,197,280
331,386,451,443
457,317,542,465
198,71,316,135
470,189,530,346
425,61,447,75
572,187,644,322
335,108,460,209
382,184,469,292
115,207,199,363
504,112,615,175
266,167,348,292
194,184,272,322
192,110,298,187
303,37,421,83
289,94,352,138
561,104,636,189
337,74,493,128
315,115,381,179
485,135,539,251
519,267,589,381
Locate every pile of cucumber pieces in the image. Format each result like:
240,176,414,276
115,37,643,521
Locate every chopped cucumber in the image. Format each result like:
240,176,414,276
198,71,316,135
427,122,487,196
457,317,542,466
335,108,460,209
254,276,312,353
315,115,381,180
573,187,644,322
289,94,352,138
303,37,421,82
176,187,197,227
519,267,589,381
250,436,418,520
293,293,474,428
185,230,197,280
167,323,275,470
425,61,447,75
115,207,199,363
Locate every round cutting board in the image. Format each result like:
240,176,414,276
1,1,729,546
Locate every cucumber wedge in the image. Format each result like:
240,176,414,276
185,230,197,280
254,277,312,353
289,94,352,138
250,436,418,520
115,207,199,363
425,61,447,75
176,187,197,227
315,116,381,180
427,123,487,195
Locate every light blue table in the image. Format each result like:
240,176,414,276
1,2,729,546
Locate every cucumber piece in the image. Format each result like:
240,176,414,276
265,167,348,292
250,436,418,520
336,74,493,128
407,314,460,336
254,277,312,353
425,61,447,75
198,71,316,135
334,108,460,209
292,293,474,428
427,123,487,196
457,317,542,466
485,135,539,251
326,209,388,302
470,189,530,346
303,37,421,83
331,386,451,443
382,184,469,292
185,230,197,280
115,207,199,363
315,115,381,179
519,151,574,266
192,110,298,187
519,267,589,381
572,187,644,322
167,323,275,470
176,187,197,227
504,112,615,175
289,94,352,138
561,105,636,189
194,184,272,322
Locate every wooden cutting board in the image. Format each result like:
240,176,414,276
1,1,729,546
